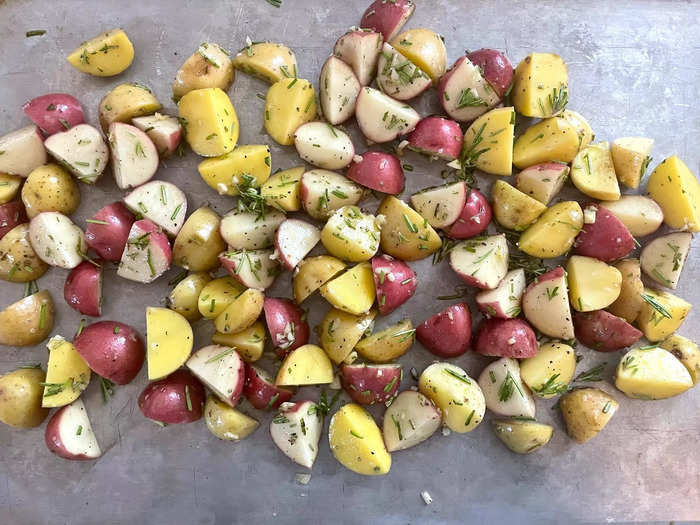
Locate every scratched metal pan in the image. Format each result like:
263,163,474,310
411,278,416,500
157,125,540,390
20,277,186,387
0,0,698,523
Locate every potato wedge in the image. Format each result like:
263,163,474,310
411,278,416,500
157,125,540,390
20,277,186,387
42,336,91,408
67,29,134,77
198,276,245,320
598,195,663,237
646,155,700,232
168,272,211,321
0,368,49,428
640,232,691,289
320,308,376,364
607,259,644,323
219,207,284,251
204,395,258,441
382,390,440,452
261,166,304,212
214,288,264,335
0,290,53,347
560,109,594,150
300,169,363,221
377,196,441,261
478,357,536,418
98,83,162,133
355,319,414,363
232,41,297,84
198,145,271,196
462,107,515,176
319,262,376,315
520,342,576,398
512,117,579,169
265,78,316,146
636,288,691,342
660,335,700,385
491,180,546,231
293,255,346,304
0,126,46,177
212,321,266,363
515,162,569,205
518,200,583,258
178,87,238,157
571,142,620,200
146,307,193,380
329,403,391,475
354,87,420,143
492,419,554,454
321,206,381,262
172,43,234,100
512,52,568,118
522,266,574,340
567,256,622,312
560,388,618,443
615,347,692,400
219,249,280,291
611,137,653,189
0,223,49,283
376,42,431,101
275,344,333,386
294,122,354,170
390,28,446,81
172,207,226,272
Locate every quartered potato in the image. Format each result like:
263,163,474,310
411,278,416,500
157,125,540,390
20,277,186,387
462,107,515,176
172,207,226,272
518,201,583,258
377,196,441,261
640,232,691,289
520,342,576,398
319,262,376,315
647,155,700,232
205,395,258,441
478,357,535,418
168,272,211,321
232,41,298,84
491,180,546,231
178,87,239,157
0,368,49,428
607,259,644,323
275,344,333,386
611,137,653,189
329,403,391,475
615,347,692,400
293,255,346,304
214,288,264,335
198,277,245,320
219,249,280,291
660,335,700,385
319,307,376,364
67,28,134,77
321,206,381,262
636,288,691,342
0,290,54,347
0,223,50,283
567,255,622,312
492,419,554,454
560,109,594,150
559,388,618,444
390,28,446,82
355,318,414,363
265,78,316,146
598,195,664,237
99,82,162,133
0,174,23,204
29,212,87,269
570,142,620,200
512,52,568,118
172,43,234,100
42,336,91,408
261,166,304,212
146,307,194,380
512,117,579,169
212,321,266,363
198,145,271,196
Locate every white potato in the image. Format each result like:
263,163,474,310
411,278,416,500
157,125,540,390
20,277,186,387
319,56,361,125
478,357,535,418
300,169,363,220
108,122,159,189
382,390,441,452
640,232,692,289
44,124,109,184
376,43,431,101
355,87,420,143
0,125,47,177
598,195,664,237
270,400,322,468
123,180,187,236
294,122,354,170
29,212,86,269
219,208,285,250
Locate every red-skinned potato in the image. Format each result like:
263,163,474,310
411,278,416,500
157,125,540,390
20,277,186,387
138,369,205,424
74,321,145,385
445,188,492,239
45,399,101,461
416,303,472,358
522,266,575,340
0,126,47,177
275,219,321,270
410,182,467,229
319,56,361,125
23,94,85,136
263,297,310,357
450,234,508,290
64,260,102,317
371,254,417,315
340,363,401,405
476,268,526,319
186,345,246,407
244,364,294,410
346,151,404,194
355,87,420,143
132,114,183,158
474,318,538,358
333,30,383,86
573,310,643,352
117,219,172,283
466,49,514,98
574,204,635,262
360,0,415,41
407,116,462,160
437,57,500,122
85,201,136,262
0,201,27,241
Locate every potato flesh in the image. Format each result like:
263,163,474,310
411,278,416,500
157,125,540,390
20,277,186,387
321,206,380,262
598,196,663,237
0,223,49,283
567,256,622,312
205,395,258,441
146,307,193,380
478,358,536,418
329,403,391,475
355,319,413,363
611,137,653,189
560,388,618,443
67,29,134,77
560,110,594,150
214,289,264,334
518,201,583,258
512,117,579,169
492,419,554,454
276,344,333,386
265,78,316,146
261,166,304,211
615,347,692,399
570,142,620,200
512,53,568,118
636,288,691,342
607,259,644,323
462,107,515,176
293,255,346,304
43,336,91,408
377,196,441,261
197,277,245,320
232,42,298,84
492,180,546,231
212,321,266,363
520,342,576,398
660,335,700,385
0,174,23,204
320,308,376,364
391,29,446,81
172,208,226,272
169,273,211,321
178,88,238,157
172,43,234,99
647,155,700,232
319,262,376,315
198,145,271,196
515,164,569,205
640,232,691,289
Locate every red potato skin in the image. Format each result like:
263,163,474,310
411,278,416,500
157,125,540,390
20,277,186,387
360,0,415,41
340,364,401,405
574,204,635,262
474,318,538,358
407,116,463,160
138,370,205,424
416,303,472,358
371,254,417,315
244,364,294,410
132,219,172,261
73,321,145,385
346,151,404,194
263,297,310,358
64,260,102,316
44,406,92,461
466,49,514,98
0,201,28,241
85,202,136,262
573,310,643,352
22,94,85,136
445,189,492,239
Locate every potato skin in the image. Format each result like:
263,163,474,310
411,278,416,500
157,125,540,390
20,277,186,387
0,368,49,428
0,290,54,347
0,223,50,283
474,318,538,358
416,303,472,358
560,388,618,443
573,204,634,262
573,310,642,352
606,259,644,323
138,370,205,424
168,272,211,321
99,83,162,133
0,201,27,241
22,164,80,219
492,419,554,454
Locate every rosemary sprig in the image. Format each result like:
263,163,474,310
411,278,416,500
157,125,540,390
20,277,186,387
574,363,606,382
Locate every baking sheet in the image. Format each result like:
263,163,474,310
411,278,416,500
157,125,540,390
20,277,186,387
1,0,699,523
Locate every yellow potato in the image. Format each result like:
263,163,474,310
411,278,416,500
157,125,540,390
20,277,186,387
198,145,271,196
198,277,245,319
172,207,226,272
491,180,546,231
172,43,234,100
0,223,49,283
492,419,554,454
0,368,49,428
232,42,298,84
355,319,414,363
293,255,346,304
22,164,80,218
636,288,691,342
646,155,700,232
212,321,266,363
615,347,692,400
570,142,620,200
598,196,664,237
567,256,622,312
560,109,594,150
0,174,22,204
329,403,391,475
264,78,316,145
520,342,576,398
168,272,211,321
67,28,134,77
660,335,700,385
319,262,376,315
42,336,91,408
515,163,569,205
512,52,568,118
607,259,644,323
214,288,264,334
321,206,381,262
462,107,515,176
559,388,618,444
320,308,377,364
518,201,583,258
418,362,485,433
611,137,653,189
512,117,579,169
275,344,333,386
98,83,162,132
0,290,53,347
377,196,441,261
204,395,258,440
178,87,238,157
391,28,446,81
262,166,304,211
146,307,193,380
